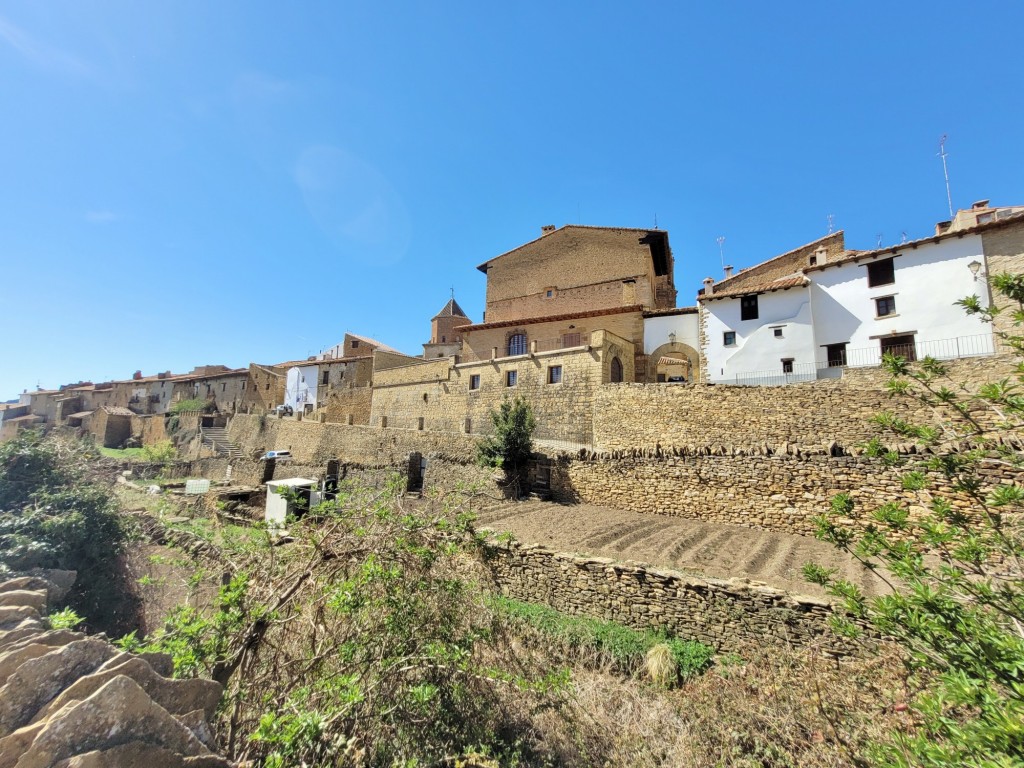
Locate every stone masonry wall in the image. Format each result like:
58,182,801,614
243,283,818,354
487,539,867,656
982,219,1024,341
592,354,1020,452
548,448,1011,538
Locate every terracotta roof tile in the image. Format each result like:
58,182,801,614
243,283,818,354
701,275,809,301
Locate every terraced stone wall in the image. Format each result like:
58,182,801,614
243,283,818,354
487,539,869,657
547,446,1015,537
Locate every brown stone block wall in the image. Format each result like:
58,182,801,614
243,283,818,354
487,539,865,656
592,354,1021,452
322,387,373,425
982,220,1024,341
548,449,1006,538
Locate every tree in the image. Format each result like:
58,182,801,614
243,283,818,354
804,273,1024,767
476,396,536,482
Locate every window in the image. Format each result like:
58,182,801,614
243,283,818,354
740,295,759,321
508,333,527,356
505,370,518,387
321,370,329,385
808,255,817,266
546,289,553,298
880,334,917,362
351,339,360,348
610,357,623,383
723,331,736,346
562,332,581,347
773,328,783,338
826,343,848,368
441,335,445,342
469,374,481,390
782,359,794,373
875,295,897,317
977,212,994,224
548,365,562,384
867,257,895,287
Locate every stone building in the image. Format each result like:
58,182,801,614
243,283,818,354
460,224,677,381
422,297,471,359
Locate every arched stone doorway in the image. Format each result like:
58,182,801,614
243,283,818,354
646,342,700,383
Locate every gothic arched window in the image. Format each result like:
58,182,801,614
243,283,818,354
610,356,624,383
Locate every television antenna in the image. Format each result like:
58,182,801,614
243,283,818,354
938,134,954,219
827,213,835,234
716,236,726,271
876,233,883,248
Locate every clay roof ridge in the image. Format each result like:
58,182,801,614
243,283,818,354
701,275,809,302
346,333,400,354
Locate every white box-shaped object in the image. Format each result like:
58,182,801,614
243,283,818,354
265,478,318,530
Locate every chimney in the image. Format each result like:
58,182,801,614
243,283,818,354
132,370,142,380
972,200,990,210
702,276,715,297
935,220,952,236
541,224,556,236
723,265,733,279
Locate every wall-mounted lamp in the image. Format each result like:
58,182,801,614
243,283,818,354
968,260,984,281
668,331,677,345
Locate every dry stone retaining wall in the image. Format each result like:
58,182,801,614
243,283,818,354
487,539,870,657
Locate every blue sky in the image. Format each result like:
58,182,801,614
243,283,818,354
2,1,1022,399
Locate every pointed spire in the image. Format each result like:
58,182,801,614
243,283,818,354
432,297,468,320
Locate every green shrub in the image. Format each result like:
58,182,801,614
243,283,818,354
169,398,213,414
0,431,133,633
140,440,177,462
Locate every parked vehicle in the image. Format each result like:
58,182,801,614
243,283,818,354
261,450,292,461
274,405,294,416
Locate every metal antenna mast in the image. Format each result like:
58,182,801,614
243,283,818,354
938,134,954,219
827,213,835,234
716,236,726,272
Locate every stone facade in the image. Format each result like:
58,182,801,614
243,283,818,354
478,226,675,324
486,539,868,656
982,217,1024,341
369,330,634,445
701,232,847,294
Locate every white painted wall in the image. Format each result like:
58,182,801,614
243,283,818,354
284,366,319,412
702,287,816,383
811,234,992,366
643,312,700,354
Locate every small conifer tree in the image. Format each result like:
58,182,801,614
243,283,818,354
476,396,536,487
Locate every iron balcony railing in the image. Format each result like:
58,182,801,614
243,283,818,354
729,332,996,387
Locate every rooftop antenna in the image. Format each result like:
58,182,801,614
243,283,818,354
876,233,883,248
938,134,954,219
716,236,726,272
654,212,658,229
827,213,835,234
901,231,908,244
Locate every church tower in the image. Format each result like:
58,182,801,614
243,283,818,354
422,297,471,359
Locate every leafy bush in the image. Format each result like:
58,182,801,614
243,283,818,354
140,440,177,462
477,396,536,472
806,273,1024,766
169,398,213,414
135,481,553,766
0,431,134,633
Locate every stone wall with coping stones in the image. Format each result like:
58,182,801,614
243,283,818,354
228,413,481,467
322,386,373,426
592,354,1020,452
486,539,868,656
546,449,1009,537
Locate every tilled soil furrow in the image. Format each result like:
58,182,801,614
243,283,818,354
686,528,741,564
660,524,716,565
741,537,782,577
576,520,651,550
597,520,677,553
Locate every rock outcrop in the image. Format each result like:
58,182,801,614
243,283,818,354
0,572,231,768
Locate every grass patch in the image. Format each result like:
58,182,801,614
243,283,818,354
491,596,713,681
99,446,146,459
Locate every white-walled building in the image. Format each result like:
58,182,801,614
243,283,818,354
698,207,1020,385
643,307,701,382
